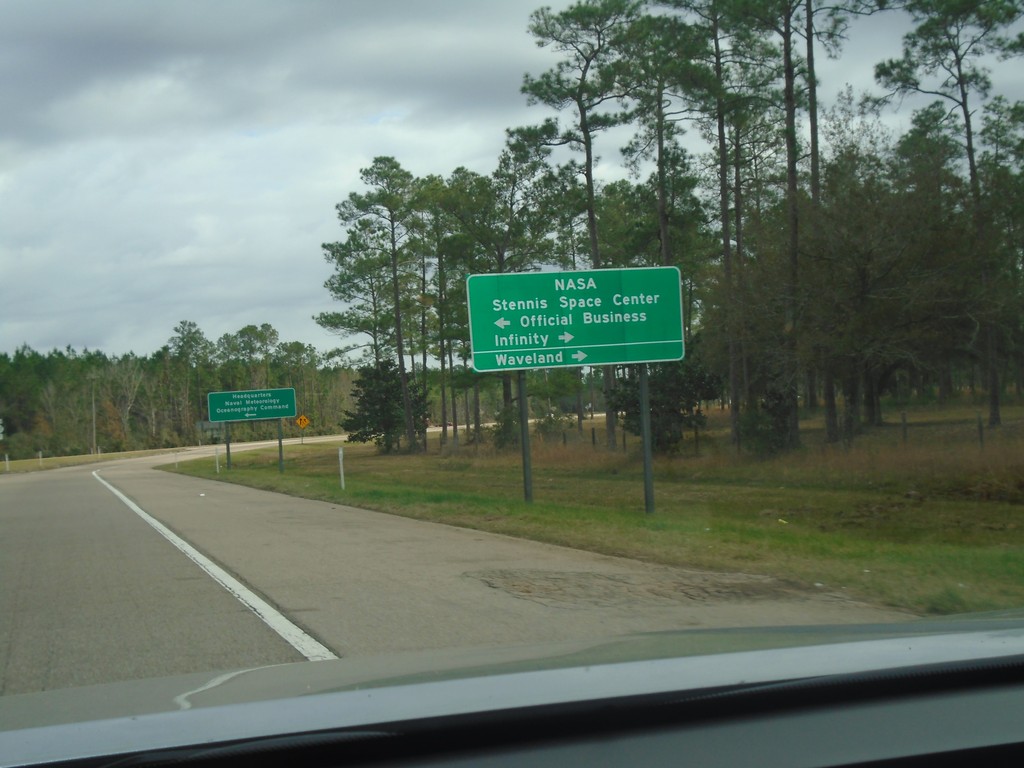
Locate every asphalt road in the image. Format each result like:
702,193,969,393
1,446,912,696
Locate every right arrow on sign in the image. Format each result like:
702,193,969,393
558,332,574,343
572,350,587,362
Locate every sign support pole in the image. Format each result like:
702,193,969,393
517,370,533,503
639,363,655,514
277,418,284,473
225,423,232,470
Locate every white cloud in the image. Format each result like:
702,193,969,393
1,1,1020,358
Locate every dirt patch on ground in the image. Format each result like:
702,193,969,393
469,568,805,609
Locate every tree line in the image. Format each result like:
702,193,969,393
0,322,354,459
320,0,1024,454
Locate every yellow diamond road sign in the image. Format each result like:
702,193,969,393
296,415,310,429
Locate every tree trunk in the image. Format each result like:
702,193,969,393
473,380,481,442
863,369,879,427
824,368,839,443
439,340,448,446
389,222,416,451
988,325,1001,426
502,373,513,408
655,89,671,266
715,17,740,448
602,365,618,450
448,344,459,448
805,0,821,209
842,372,860,444
938,358,953,403
782,8,801,449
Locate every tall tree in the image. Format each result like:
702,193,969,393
739,0,806,449
695,0,747,447
522,0,642,449
671,0,781,446
444,132,555,407
801,1,885,207
317,221,396,365
342,359,425,454
803,97,971,436
619,10,712,266
800,0,890,428
108,353,144,449
167,320,212,438
337,157,421,451
274,341,321,420
875,0,1024,426
979,97,1024,393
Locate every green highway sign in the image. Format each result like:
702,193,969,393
467,267,684,372
207,388,297,423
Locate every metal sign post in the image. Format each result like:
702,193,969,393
517,370,533,503
639,363,654,514
277,419,284,473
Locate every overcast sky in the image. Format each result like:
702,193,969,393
0,1,1018,359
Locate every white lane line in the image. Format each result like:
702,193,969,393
92,470,338,662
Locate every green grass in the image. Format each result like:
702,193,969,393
163,403,1024,616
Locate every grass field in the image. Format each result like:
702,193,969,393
164,402,1024,616
3,447,190,473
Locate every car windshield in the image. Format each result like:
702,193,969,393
2,0,1024,738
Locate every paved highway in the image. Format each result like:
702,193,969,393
1,446,911,696
0,460,304,695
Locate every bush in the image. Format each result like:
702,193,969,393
533,412,576,442
488,404,520,449
342,359,427,453
739,390,791,456
608,354,719,454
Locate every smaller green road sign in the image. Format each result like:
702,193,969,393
207,388,297,423
467,267,684,372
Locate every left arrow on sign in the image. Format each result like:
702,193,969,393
495,317,511,329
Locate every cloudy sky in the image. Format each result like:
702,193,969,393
0,1,1016,359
